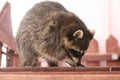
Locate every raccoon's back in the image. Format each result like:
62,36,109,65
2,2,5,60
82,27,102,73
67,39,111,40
16,1,68,52
20,1,67,25
17,1,67,37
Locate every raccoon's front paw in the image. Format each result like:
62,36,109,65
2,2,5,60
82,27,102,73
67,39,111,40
76,62,85,67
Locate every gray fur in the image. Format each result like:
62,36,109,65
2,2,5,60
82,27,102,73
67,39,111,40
16,1,94,67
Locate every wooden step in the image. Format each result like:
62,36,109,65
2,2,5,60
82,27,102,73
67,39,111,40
0,67,120,80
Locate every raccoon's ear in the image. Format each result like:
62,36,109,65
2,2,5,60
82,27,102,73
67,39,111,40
73,30,83,39
88,29,95,39
89,29,95,36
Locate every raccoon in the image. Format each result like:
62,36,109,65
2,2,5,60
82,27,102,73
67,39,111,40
16,1,95,67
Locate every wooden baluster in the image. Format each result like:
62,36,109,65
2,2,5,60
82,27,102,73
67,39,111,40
6,49,13,67
0,41,3,66
106,35,120,66
82,39,99,66
6,49,20,67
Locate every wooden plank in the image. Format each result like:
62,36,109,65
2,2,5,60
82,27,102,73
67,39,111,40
0,67,32,72
0,42,2,66
33,67,75,72
0,67,119,72
0,74,120,80
111,66,120,71
0,66,120,80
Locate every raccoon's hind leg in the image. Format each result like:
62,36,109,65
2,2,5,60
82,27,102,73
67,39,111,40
20,54,38,67
38,57,58,67
19,48,38,67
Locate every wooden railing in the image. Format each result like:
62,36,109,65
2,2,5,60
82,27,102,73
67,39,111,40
83,35,120,67
0,2,120,80
0,67,120,80
0,2,120,67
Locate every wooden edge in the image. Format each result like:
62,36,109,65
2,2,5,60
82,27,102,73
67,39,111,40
0,67,119,72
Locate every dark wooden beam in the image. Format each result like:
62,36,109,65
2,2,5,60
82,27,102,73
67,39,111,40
82,53,120,61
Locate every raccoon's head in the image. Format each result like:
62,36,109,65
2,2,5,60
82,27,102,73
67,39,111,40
62,29,95,58
51,11,95,58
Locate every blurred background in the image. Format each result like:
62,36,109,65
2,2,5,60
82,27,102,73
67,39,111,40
0,0,120,67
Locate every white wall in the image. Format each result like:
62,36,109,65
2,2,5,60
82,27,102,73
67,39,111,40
110,0,120,45
0,0,6,12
